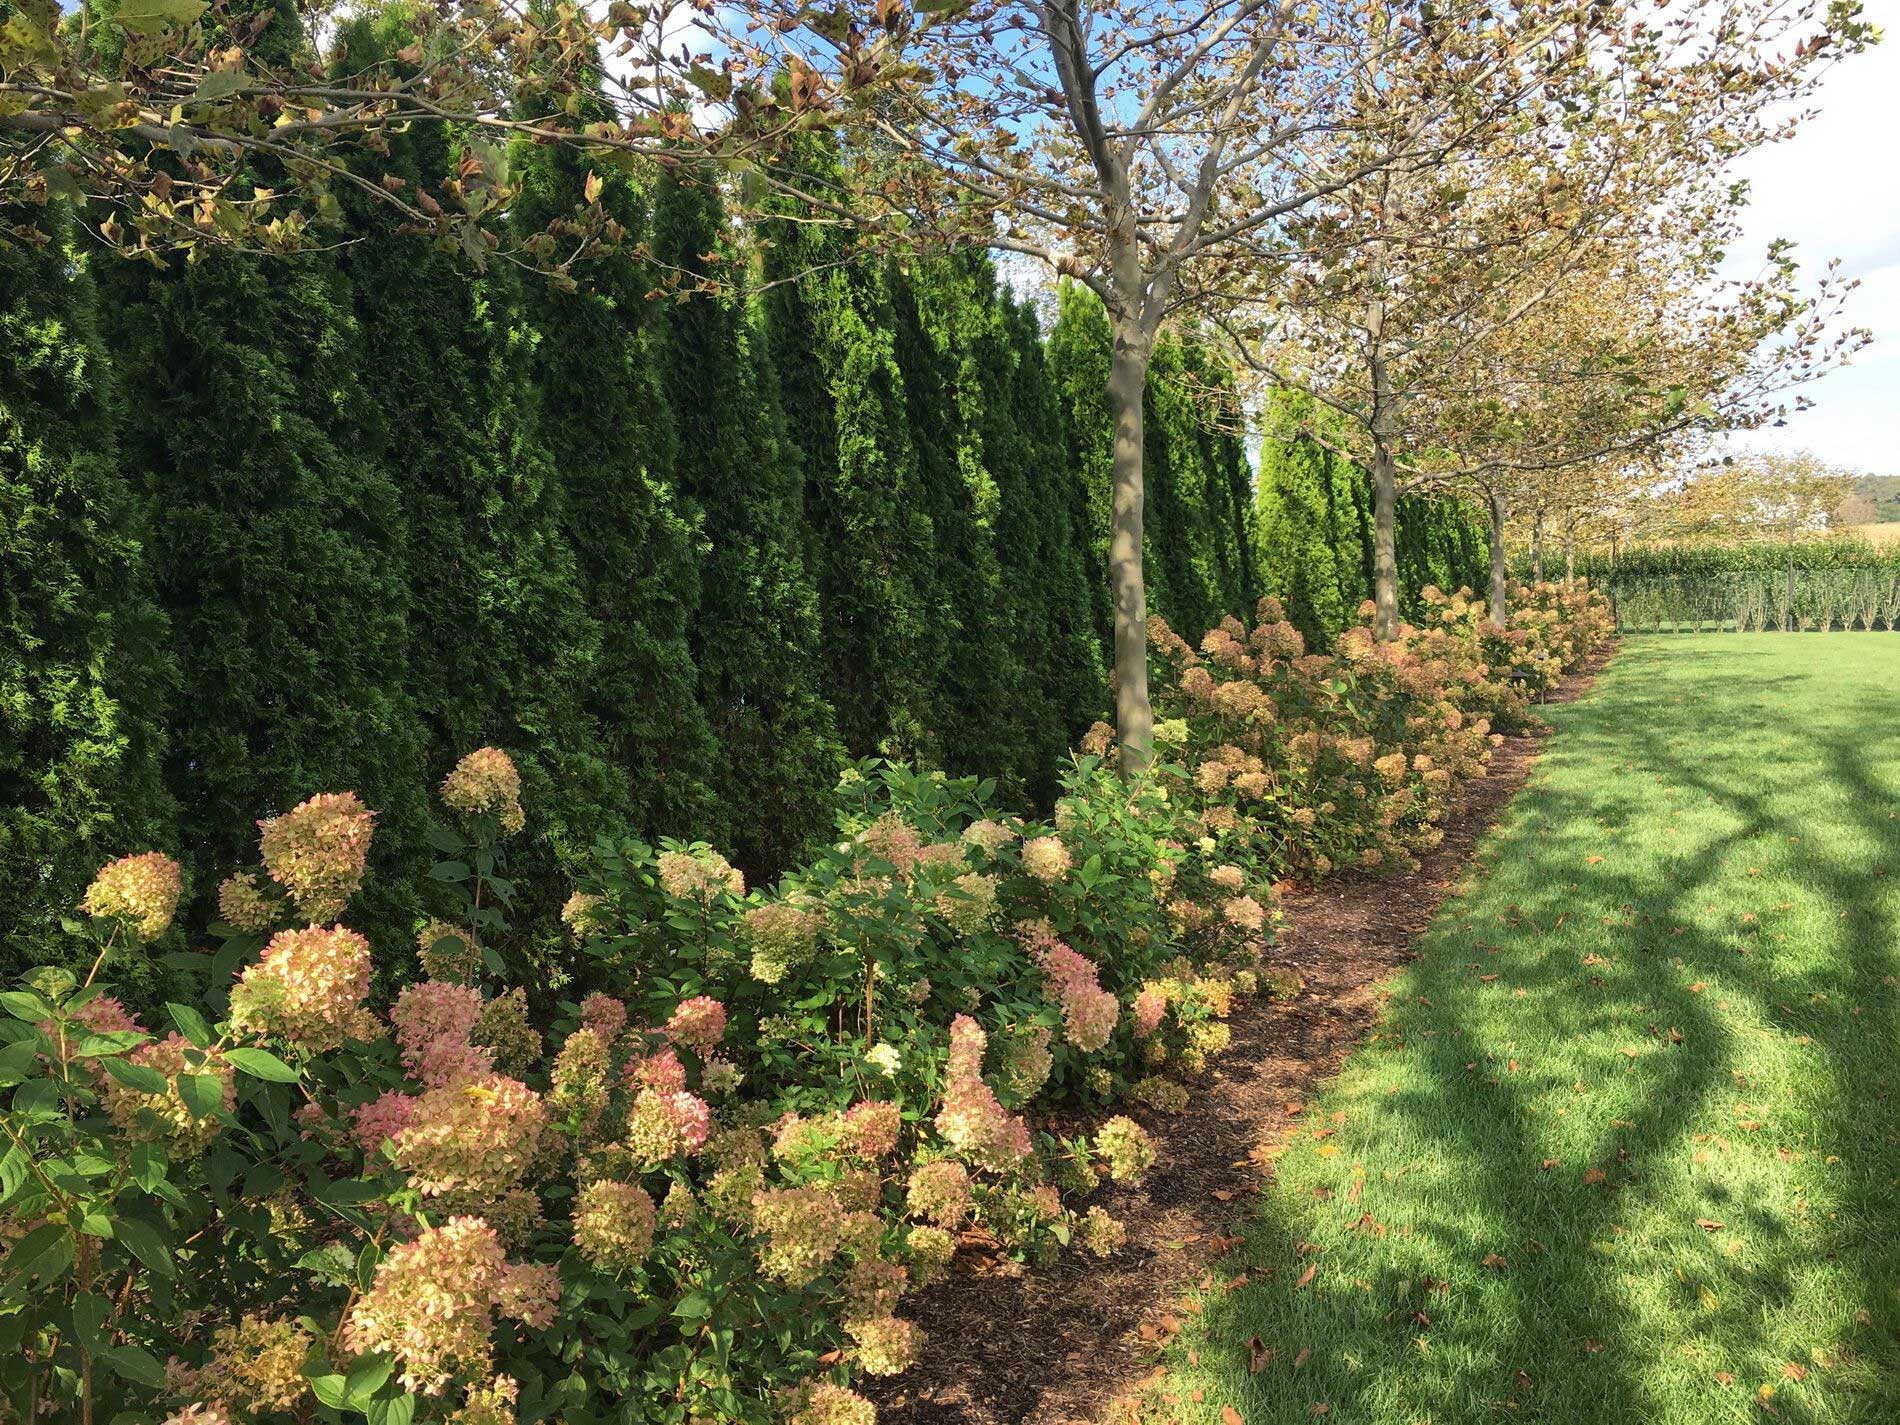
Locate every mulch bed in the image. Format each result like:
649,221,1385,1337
868,650,1612,1425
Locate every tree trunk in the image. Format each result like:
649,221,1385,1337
1530,510,1545,583
1564,530,1576,581
1487,489,1509,625
1370,439,1400,641
1108,322,1155,775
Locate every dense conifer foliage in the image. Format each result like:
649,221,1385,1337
1255,394,1488,648
2,214,1473,971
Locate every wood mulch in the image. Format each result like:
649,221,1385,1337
867,649,1612,1425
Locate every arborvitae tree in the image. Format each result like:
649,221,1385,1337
1258,391,1489,644
325,14,623,959
1046,281,1116,648
1256,414,1354,648
510,140,719,842
649,170,843,878
0,207,176,979
760,149,937,762
887,257,1028,786
100,242,433,941
988,288,1106,796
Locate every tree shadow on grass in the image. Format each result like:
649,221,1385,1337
1178,651,1900,1425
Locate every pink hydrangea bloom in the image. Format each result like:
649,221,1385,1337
934,1017,1031,1171
841,1100,902,1160
626,1045,687,1094
1131,985,1169,1037
342,1217,509,1395
388,1074,549,1199
353,1089,419,1155
258,792,374,924
228,926,378,1054
663,995,727,1052
1026,934,1119,1053
626,1088,711,1168
578,992,627,1041
391,981,492,1088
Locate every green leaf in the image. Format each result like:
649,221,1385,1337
112,1217,174,1278
101,1344,168,1388
0,1037,38,1085
0,991,54,1023
368,1395,417,1425
189,70,245,103
5,1223,73,1284
429,861,471,881
116,0,207,34
167,1002,213,1049
426,822,466,853
308,1372,349,1409
226,1046,298,1083
345,1351,395,1404
72,1290,111,1351
0,1146,28,1207
102,1055,170,1097
176,1072,225,1118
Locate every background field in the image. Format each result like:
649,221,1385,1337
1163,635,1900,1424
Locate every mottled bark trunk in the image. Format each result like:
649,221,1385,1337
1563,529,1576,582
1487,490,1509,625
1370,440,1400,641
1108,322,1154,775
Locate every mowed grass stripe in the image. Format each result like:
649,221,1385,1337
1160,634,1900,1425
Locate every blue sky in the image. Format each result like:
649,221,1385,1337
1726,0,1899,476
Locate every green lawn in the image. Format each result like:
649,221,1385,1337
1160,634,1900,1424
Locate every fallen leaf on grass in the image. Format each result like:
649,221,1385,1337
1311,1405,1331,1417
1296,1264,1317,1288
1588,855,1605,865
1582,1168,1608,1185
1222,1406,1244,1425
1540,1158,1561,1170
1482,1253,1509,1270
1715,1372,1734,1386
1782,1364,1808,1382
1248,1337,1275,1374
1294,1348,1312,1368
1695,1218,1725,1232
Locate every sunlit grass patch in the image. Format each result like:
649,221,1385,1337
1159,634,1900,1425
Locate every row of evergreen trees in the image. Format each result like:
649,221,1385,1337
1254,393,1488,649
2,145,1274,973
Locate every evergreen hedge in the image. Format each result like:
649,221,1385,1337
3,207,1482,976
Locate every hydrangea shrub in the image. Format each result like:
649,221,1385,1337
0,588,1610,1424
